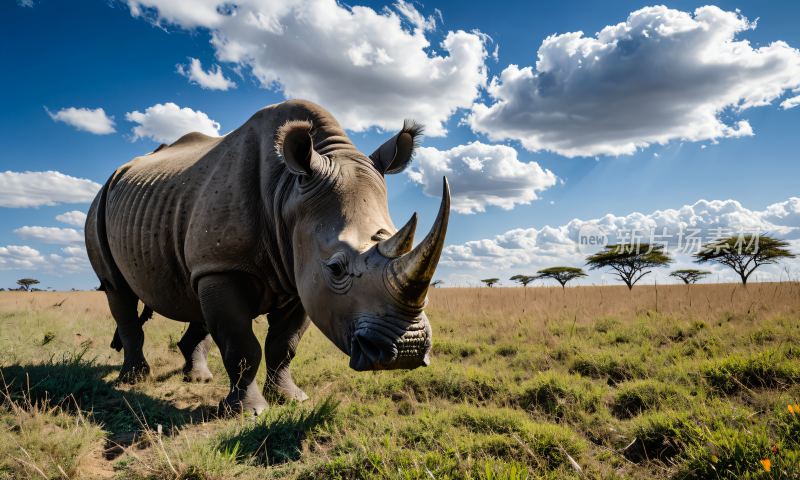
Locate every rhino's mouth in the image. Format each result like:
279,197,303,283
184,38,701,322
349,316,431,371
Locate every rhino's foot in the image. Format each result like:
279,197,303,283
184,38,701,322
264,379,308,404
117,362,151,384
218,383,268,417
183,363,213,383
264,365,309,403
178,329,214,383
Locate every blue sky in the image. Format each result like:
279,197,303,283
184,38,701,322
1,0,799,290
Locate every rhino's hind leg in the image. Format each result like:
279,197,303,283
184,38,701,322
263,297,311,403
177,323,214,383
198,273,268,416
106,289,150,383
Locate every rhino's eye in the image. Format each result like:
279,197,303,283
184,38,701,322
326,260,345,278
328,263,342,277
321,251,355,294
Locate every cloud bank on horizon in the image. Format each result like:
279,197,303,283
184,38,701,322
439,197,800,286
3,191,798,284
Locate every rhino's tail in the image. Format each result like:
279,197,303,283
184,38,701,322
86,173,128,293
110,305,154,352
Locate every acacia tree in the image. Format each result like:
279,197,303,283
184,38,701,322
670,269,711,284
16,279,40,291
430,280,444,288
694,235,796,285
533,267,587,289
585,244,672,290
481,278,500,287
509,275,535,287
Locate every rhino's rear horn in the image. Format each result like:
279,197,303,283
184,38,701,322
384,177,450,308
378,213,417,258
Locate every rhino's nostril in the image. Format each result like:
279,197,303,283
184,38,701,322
357,334,381,363
354,329,398,366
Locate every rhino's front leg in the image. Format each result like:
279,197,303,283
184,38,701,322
263,297,311,403
198,273,268,416
177,322,214,383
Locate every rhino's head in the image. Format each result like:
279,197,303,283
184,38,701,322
277,119,448,371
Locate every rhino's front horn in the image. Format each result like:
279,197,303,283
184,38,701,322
378,214,417,258
385,177,450,309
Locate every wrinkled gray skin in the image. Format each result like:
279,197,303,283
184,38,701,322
85,100,450,415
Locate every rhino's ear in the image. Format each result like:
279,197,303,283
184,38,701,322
276,119,320,176
369,119,424,175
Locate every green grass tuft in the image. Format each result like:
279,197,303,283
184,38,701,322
700,350,800,393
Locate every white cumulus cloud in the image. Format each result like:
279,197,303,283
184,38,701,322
176,58,237,90
407,142,558,214
56,211,88,227
61,246,88,258
760,197,800,230
14,226,85,245
468,6,800,157
393,0,436,32
0,246,52,271
45,107,116,135
0,171,102,208
52,247,90,273
125,0,488,136
781,95,800,109
126,102,221,143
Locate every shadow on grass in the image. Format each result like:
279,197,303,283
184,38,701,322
212,396,339,467
0,348,197,433
154,367,184,382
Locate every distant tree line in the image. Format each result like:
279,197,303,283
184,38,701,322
0,279,98,292
497,234,796,290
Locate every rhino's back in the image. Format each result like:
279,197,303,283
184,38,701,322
93,99,358,321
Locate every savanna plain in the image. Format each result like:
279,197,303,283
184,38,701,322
2,282,800,479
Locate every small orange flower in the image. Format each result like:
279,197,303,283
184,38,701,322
790,405,796,415
761,459,771,472
795,403,800,413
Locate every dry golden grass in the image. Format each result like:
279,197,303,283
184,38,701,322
0,291,112,320
426,283,800,352
428,282,800,323
2,281,797,331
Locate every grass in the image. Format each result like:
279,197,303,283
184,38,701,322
0,281,799,479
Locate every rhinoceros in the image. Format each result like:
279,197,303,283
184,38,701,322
85,99,449,414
